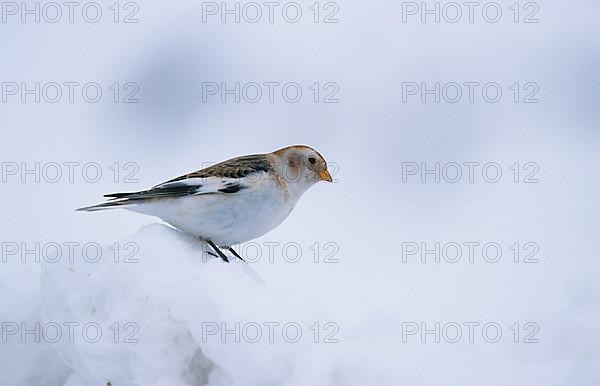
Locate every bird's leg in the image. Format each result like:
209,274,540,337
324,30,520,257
228,247,246,262
199,237,218,258
206,240,229,263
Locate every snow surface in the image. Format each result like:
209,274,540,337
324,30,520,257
30,223,438,386
1,222,596,386
37,224,335,386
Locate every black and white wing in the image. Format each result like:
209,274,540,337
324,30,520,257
77,154,274,211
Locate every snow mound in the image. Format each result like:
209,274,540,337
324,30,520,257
40,224,333,386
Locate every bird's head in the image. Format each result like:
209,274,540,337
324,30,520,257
272,145,332,186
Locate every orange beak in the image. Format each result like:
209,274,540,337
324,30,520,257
319,169,333,182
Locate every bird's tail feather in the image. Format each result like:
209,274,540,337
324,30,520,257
76,200,132,212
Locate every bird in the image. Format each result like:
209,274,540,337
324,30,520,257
78,145,332,262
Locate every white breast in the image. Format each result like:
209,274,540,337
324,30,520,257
128,177,298,246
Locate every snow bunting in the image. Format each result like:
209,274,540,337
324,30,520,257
78,145,332,262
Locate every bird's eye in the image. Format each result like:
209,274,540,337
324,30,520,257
308,157,316,164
